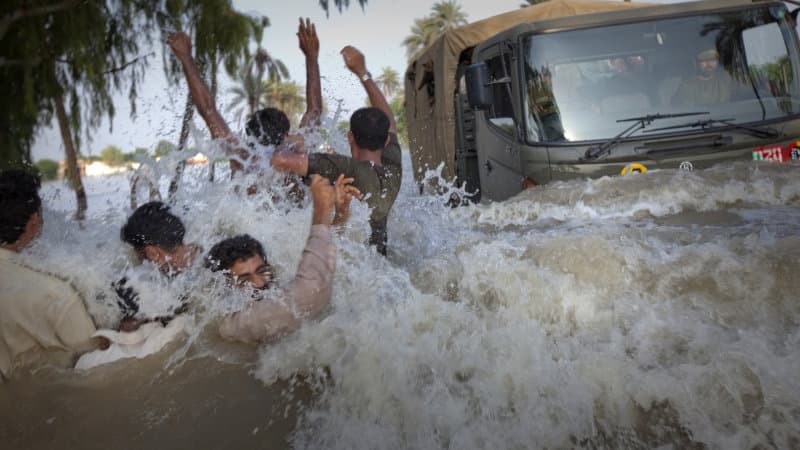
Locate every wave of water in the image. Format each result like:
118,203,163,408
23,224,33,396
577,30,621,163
27,142,800,448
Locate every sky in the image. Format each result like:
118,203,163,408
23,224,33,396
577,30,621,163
31,0,685,161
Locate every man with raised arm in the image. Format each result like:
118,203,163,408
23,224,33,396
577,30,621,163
214,175,341,344
271,46,402,255
167,18,323,171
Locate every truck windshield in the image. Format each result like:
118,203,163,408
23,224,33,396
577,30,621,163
523,4,800,143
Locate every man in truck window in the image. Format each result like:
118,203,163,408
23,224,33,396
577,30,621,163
672,49,741,106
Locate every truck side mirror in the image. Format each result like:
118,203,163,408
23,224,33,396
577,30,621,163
465,62,493,110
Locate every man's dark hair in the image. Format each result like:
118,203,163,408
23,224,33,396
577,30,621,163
350,107,390,151
121,201,185,252
205,234,266,272
0,170,42,245
245,107,291,147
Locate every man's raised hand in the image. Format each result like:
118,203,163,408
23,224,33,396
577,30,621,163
298,18,319,59
340,45,367,79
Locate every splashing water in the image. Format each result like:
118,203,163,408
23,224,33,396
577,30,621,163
5,127,800,449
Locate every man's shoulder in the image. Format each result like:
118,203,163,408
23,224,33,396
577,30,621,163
382,133,403,167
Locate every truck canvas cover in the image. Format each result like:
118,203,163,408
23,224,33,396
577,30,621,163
404,0,653,183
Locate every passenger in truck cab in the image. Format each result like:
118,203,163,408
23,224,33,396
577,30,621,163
671,48,743,107
589,54,652,114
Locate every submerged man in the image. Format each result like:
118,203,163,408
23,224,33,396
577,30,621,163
672,49,739,106
271,45,402,255
0,170,99,379
167,18,322,172
116,201,200,330
206,175,345,344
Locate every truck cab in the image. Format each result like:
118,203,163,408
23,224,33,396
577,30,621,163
405,0,800,202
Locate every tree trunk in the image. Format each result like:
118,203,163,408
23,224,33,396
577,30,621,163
177,92,193,151
54,93,87,221
169,92,193,202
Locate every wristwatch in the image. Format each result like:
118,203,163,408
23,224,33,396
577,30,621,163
361,71,372,82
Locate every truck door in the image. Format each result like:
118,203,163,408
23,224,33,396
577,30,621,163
476,51,523,201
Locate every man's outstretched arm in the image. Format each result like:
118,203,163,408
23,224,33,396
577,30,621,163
167,32,251,169
341,46,397,134
298,18,322,129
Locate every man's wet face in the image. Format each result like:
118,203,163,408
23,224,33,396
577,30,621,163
142,244,199,275
228,255,273,291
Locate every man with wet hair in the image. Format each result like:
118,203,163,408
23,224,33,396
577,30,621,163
271,45,402,255
167,18,322,170
205,234,274,291
120,201,200,276
0,170,98,379
116,201,199,330
245,107,291,149
212,175,342,344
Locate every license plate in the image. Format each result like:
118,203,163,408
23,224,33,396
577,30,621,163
753,143,800,162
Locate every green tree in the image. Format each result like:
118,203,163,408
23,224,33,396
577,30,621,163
261,79,306,126
403,1,468,59
158,0,266,151
337,120,350,136
133,147,149,157
402,17,439,59
228,49,289,120
318,0,369,17
35,159,60,181
431,0,468,31
1,0,161,219
390,95,408,147
154,140,177,158
100,145,126,166
377,67,401,99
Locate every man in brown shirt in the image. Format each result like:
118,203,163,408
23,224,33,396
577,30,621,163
0,171,98,379
210,175,347,344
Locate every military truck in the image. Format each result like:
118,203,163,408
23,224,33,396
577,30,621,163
404,0,800,202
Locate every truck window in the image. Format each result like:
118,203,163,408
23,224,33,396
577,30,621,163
485,54,516,136
523,4,800,143
743,22,794,112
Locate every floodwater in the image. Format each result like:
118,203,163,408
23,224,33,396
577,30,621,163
1,147,799,449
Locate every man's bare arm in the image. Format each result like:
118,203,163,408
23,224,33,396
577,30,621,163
298,18,322,129
271,148,309,176
341,46,397,134
167,32,251,169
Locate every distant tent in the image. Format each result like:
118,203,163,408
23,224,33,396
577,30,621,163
404,0,653,184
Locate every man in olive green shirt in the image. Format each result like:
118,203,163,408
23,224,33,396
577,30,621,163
272,45,402,256
672,49,742,107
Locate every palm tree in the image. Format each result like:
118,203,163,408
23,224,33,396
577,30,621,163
403,17,440,58
403,1,468,59
227,50,289,120
377,67,401,99
431,0,468,31
261,79,306,126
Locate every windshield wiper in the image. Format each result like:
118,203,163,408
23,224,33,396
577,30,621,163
582,111,709,161
644,118,782,139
